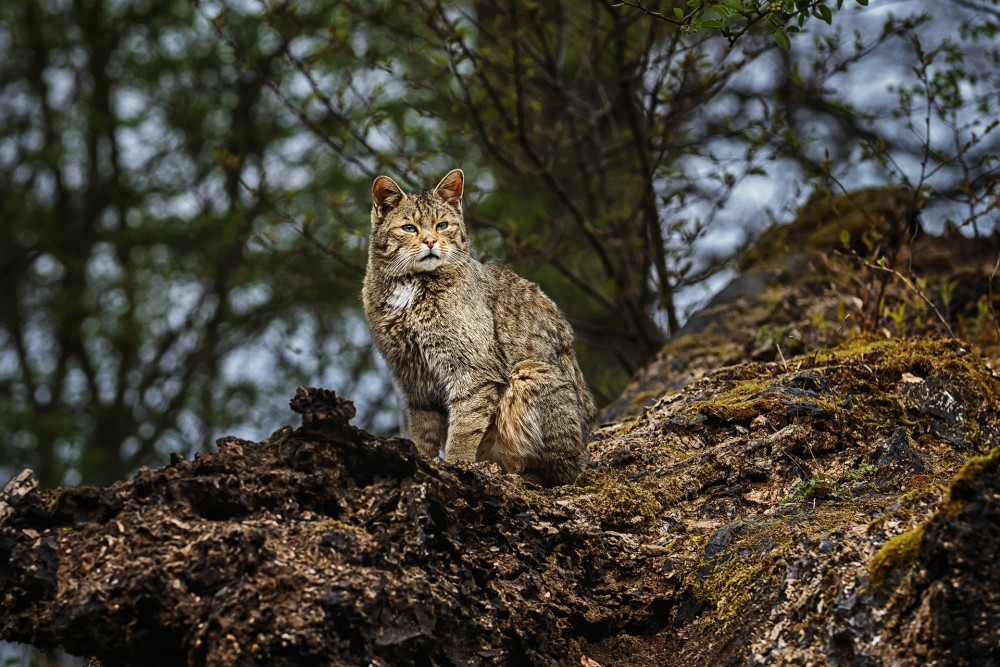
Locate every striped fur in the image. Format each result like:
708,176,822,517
362,170,595,485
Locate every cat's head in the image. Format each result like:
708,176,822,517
368,169,469,276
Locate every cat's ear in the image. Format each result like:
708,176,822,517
433,169,464,210
372,175,406,220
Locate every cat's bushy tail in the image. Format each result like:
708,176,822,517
493,360,590,485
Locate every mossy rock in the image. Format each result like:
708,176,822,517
739,186,918,273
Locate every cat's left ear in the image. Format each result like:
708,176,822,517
433,169,464,210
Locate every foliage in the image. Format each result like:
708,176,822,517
844,461,878,482
615,0,870,50
0,0,388,485
2,0,1000,488
206,0,941,396
868,524,924,587
779,473,838,504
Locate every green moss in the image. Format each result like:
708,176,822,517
869,524,925,589
814,334,890,361
944,446,1000,516
739,186,915,272
673,336,999,453
866,447,998,588
584,333,996,628
606,330,743,421
689,518,795,627
659,331,741,358
680,369,837,423
707,561,766,625
846,337,998,404
609,419,642,437
577,473,662,529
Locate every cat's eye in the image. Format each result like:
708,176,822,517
401,224,418,233
436,221,449,231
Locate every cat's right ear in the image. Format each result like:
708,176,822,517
372,175,406,221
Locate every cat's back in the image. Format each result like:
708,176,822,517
483,262,598,436
478,262,577,357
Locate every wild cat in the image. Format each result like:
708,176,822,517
362,169,595,485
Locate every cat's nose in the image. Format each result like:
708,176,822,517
423,236,436,248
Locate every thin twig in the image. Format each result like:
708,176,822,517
839,251,956,338
610,0,684,24
776,341,788,372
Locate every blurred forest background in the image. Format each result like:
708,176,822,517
2,0,1000,492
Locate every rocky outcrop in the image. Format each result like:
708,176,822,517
603,190,999,423
2,193,999,665
2,334,998,665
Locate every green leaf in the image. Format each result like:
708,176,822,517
856,0,868,5
702,19,724,29
774,28,791,50
818,4,832,23
674,7,684,18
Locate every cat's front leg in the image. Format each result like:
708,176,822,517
408,407,447,457
444,384,500,462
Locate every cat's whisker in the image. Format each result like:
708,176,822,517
385,252,414,277
443,247,472,263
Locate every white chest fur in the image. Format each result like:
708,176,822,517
386,279,419,310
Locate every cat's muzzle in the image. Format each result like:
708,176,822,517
417,246,442,261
